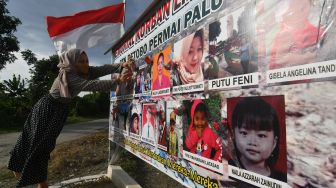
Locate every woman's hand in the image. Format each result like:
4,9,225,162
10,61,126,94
122,57,136,71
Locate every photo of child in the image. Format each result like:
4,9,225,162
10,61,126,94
117,100,132,134
184,99,222,161
152,46,172,91
134,59,146,96
109,102,119,139
141,103,156,144
130,113,140,134
168,111,178,157
156,101,167,150
227,96,287,183
208,3,257,78
166,101,183,158
266,0,328,70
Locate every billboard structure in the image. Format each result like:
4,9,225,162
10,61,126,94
108,0,336,187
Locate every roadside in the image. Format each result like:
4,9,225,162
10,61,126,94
0,116,102,134
0,119,109,174
0,129,185,188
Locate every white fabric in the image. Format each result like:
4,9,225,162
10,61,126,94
52,23,123,54
142,122,155,141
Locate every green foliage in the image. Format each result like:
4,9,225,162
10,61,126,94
0,0,21,70
0,93,29,130
65,116,96,125
2,74,27,97
21,49,37,65
76,92,109,117
0,49,110,131
204,94,221,123
0,74,30,130
26,53,59,104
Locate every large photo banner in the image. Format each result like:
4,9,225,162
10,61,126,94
109,0,336,187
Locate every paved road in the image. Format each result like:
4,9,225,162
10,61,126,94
0,119,109,167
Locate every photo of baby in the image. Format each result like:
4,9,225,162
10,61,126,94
264,0,330,70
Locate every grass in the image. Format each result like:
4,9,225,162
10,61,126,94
0,116,102,134
65,116,98,125
48,131,109,183
0,166,14,185
0,126,23,134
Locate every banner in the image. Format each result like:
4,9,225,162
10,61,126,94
109,0,336,187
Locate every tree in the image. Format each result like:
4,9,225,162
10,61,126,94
22,51,59,104
21,49,37,65
0,74,30,128
2,74,27,98
0,0,21,70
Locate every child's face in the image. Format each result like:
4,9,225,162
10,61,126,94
234,127,277,165
146,109,151,122
133,117,138,131
170,124,175,132
194,111,207,138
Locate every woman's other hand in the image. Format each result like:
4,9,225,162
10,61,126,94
118,66,133,83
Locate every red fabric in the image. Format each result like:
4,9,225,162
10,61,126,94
269,20,323,69
186,127,222,161
46,3,124,37
153,75,170,90
142,105,155,129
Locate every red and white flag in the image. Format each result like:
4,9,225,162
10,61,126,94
46,3,125,54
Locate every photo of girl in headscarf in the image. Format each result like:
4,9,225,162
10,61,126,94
171,29,210,86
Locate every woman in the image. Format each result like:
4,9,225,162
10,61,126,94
175,29,205,84
7,48,133,188
153,53,170,90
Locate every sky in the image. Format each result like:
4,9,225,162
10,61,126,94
0,0,153,81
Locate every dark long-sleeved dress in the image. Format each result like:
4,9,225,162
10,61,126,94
8,63,121,187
